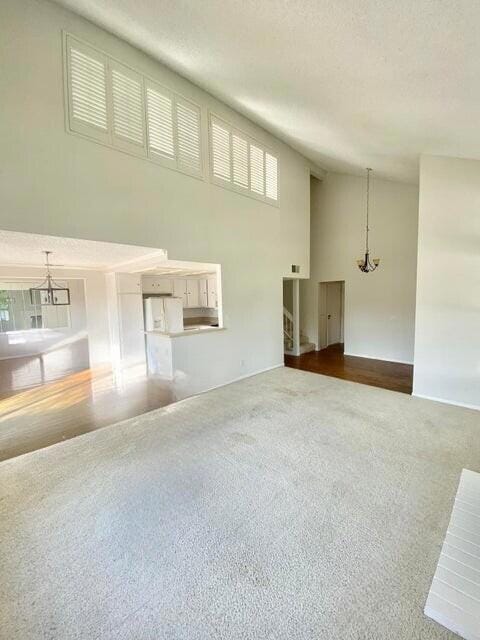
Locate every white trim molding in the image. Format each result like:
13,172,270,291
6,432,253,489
413,393,480,412
197,363,284,397
343,351,414,366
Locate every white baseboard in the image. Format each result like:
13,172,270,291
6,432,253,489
343,351,414,365
413,393,480,412
196,363,285,397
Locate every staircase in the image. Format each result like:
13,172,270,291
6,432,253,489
283,307,315,355
283,307,294,352
298,332,316,355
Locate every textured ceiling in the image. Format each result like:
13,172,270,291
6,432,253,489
0,230,165,269
54,0,480,183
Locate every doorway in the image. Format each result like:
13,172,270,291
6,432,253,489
318,281,344,350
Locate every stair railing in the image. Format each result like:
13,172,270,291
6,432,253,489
283,306,294,351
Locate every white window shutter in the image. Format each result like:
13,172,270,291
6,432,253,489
65,35,207,180
211,119,231,182
110,62,146,153
209,114,279,205
232,134,249,189
265,152,278,201
66,36,110,143
249,143,265,196
176,99,202,175
145,82,175,161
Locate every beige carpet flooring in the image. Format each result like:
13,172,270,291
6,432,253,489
1,367,479,639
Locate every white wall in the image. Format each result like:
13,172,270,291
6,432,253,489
301,173,419,363
0,0,312,392
0,266,110,367
414,155,480,409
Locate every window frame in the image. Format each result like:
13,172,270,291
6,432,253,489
175,97,203,177
208,112,280,207
144,79,177,170
65,38,110,145
110,59,147,156
63,32,205,181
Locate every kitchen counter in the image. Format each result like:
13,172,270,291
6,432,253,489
145,326,224,338
145,326,226,379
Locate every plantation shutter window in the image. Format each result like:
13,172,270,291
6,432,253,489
208,114,279,204
249,144,265,196
211,119,231,182
232,134,249,189
70,49,107,129
65,34,205,178
265,152,278,201
176,99,202,175
145,82,175,161
66,37,109,143
110,63,145,153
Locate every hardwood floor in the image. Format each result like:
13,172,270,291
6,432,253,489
0,353,175,461
285,343,413,394
0,337,90,399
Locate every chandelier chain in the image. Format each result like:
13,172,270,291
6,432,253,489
356,167,380,273
366,167,371,253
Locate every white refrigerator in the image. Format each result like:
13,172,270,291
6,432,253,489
144,297,184,333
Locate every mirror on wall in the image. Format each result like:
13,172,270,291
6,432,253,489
0,281,71,332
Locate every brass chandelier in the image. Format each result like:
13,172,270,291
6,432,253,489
357,168,380,273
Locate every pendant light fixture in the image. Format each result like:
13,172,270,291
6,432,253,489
29,251,71,306
357,168,380,273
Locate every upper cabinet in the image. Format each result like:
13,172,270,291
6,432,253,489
142,274,218,309
186,280,200,308
172,279,188,307
142,276,172,294
207,276,217,308
198,279,208,307
116,273,142,294
173,279,200,308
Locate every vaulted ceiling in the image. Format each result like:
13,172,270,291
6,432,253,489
54,0,480,184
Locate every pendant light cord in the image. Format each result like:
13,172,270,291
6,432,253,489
44,251,54,288
44,251,52,280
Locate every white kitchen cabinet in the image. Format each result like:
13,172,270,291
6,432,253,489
118,293,146,367
173,278,200,308
106,272,146,373
116,273,142,294
186,279,200,308
146,276,217,309
173,279,188,307
207,276,217,308
198,278,208,307
142,276,173,294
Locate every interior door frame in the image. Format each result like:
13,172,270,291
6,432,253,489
318,282,328,350
318,280,345,350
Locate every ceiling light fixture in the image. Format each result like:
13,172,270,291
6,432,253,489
357,168,380,273
29,251,71,306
